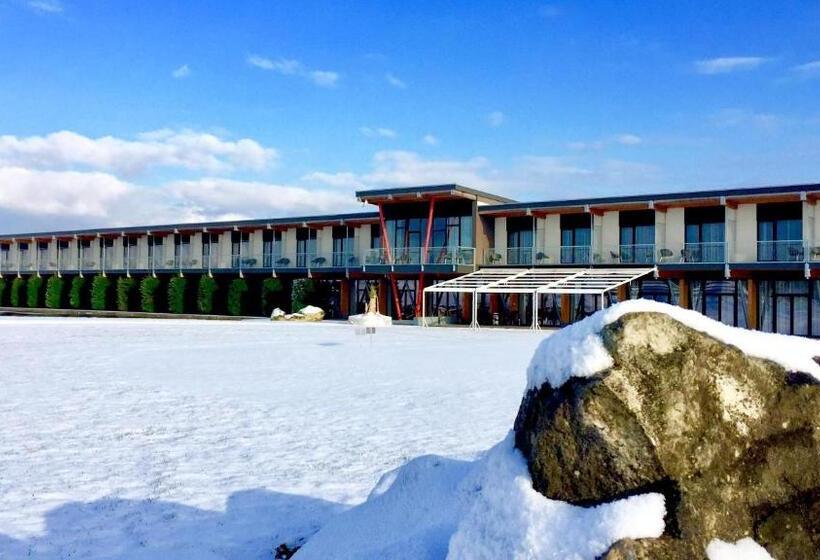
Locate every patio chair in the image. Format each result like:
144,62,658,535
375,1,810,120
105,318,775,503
535,252,550,264
275,257,290,267
658,248,674,263
811,247,820,261
609,250,620,263
487,252,502,264
788,246,804,261
311,256,327,267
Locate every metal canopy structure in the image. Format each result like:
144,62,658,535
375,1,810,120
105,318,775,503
422,267,656,329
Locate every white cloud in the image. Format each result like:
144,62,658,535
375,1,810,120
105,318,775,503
487,111,506,127
385,73,406,89
0,130,278,175
710,108,782,131
617,134,642,146
248,55,339,87
0,167,360,228
359,127,397,139
694,56,769,75
422,134,439,146
792,60,820,78
27,0,62,14
300,171,360,189
172,64,191,79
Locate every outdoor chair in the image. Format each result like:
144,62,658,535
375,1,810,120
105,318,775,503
609,251,620,263
275,257,290,267
787,246,804,261
487,252,502,264
535,252,550,264
347,255,358,266
658,248,674,263
311,256,327,267
811,247,820,261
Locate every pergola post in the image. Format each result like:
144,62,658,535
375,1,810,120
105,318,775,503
471,289,479,329
532,291,539,330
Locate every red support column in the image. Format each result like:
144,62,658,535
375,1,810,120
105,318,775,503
340,280,350,318
377,203,402,320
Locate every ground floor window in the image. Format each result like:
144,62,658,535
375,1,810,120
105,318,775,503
759,280,812,336
690,280,748,328
427,290,462,323
628,279,680,305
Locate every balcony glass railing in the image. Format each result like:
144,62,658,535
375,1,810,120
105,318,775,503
757,240,806,262
597,244,656,265
364,246,474,266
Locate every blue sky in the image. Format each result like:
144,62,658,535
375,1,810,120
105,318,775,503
0,0,819,232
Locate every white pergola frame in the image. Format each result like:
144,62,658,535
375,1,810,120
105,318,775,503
422,267,656,329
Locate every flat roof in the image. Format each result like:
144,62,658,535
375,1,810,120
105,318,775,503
479,182,820,214
0,211,380,241
355,183,515,205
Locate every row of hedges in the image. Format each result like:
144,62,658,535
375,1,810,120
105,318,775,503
0,274,285,316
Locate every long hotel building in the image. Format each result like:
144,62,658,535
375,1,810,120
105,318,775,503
1,182,818,336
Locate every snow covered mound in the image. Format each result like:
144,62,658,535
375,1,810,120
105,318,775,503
526,299,820,391
347,313,393,327
295,435,665,560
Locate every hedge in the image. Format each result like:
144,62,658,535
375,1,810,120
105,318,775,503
10,277,24,307
45,275,64,308
291,278,317,312
90,275,111,310
227,278,248,316
140,276,161,312
26,275,43,308
69,276,86,309
261,277,283,314
116,277,135,311
197,275,218,314
0,277,6,306
167,276,187,314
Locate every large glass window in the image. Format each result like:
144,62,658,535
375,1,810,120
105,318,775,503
561,214,591,264
759,280,810,336
332,226,355,266
757,203,803,261
122,237,137,269
690,279,747,327
684,206,725,263
619,210,655,264
507,216,534,265
295,228,317,267
231,231,251,268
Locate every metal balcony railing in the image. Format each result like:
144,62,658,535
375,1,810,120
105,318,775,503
364,246,474,266
597,244,656,265
757,240,806,262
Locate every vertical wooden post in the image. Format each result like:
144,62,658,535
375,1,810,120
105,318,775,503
747,278,758,330
678,279,689,309
560,293,571,324
462,292,472,323
340,279,350,318
617,284,628,302
378,278,388,315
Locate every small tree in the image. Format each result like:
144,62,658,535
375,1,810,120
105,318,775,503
167,276,187,314
69,276,86,309
0,278,6,306
140,276,161,312
227,277,248,316
291,278,317,312
90,275,111,310
45,275,64,308
261,277,283,315
10,277,24,307
116,277,135,311
197,275,218,314
26,275,43,308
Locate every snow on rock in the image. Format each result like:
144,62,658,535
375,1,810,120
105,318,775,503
347,313,393,327
527,300,820,391
296,434,665,560
706,538,774,560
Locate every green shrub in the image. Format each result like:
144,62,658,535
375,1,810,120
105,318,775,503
10,277,24,307
45,275,64,308
26,275,43,308
90,275,111,310
0,277,6,306
261,277,283,314
197,275,218,314
69,276,86,309
140,276,161,312
116,277,135,311
291,278,317,312
227,278,248,316
167,276,187,314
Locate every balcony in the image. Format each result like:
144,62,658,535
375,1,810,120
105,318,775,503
364,246,475,267
483,246,592,266
656,242,726,264
597,244,656,265
757,240,807,263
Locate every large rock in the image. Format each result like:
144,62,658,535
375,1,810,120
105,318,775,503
514,311,820,559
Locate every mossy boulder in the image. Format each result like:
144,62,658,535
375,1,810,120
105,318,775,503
514,311,820,559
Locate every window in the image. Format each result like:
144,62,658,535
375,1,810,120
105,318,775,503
202,233,218,268
296,228,317,267
757,202,802,261
148,236,163,268
231,231,250,268
759,280,810,336
684,207,725,263
332,226,355,266
690,280,747,328
619,210,655,264
560,214,591,264
174,234,191,267
506,216,534,265
102,238,115,269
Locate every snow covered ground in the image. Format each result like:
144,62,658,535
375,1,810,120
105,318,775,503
0,317,544,559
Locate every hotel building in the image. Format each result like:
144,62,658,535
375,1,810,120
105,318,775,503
1,182,818,336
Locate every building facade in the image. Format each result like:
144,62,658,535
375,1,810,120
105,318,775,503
1,183,818,336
